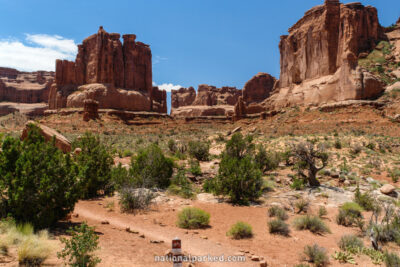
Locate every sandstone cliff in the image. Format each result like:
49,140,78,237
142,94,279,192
49,27,166,113
171,85,241,117
265,0,386,110
0,67,54,115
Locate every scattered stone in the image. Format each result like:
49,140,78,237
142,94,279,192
251,255,261,261
259,261,268,267
200,236,208,240
380,184,396,195
150,240,164,244
330,172,339,178
73,213,79,218
139,234,145,238
101,220,110,225
232,126,242,134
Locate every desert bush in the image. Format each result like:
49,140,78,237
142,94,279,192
168,169,195,199
73,132,114,198
110,163,133,191
389,168,400,183
0,124,80,229
18,230,54,267
303,244,329,267
227,222,253,239
268,206,288,221
254,145,281,171
354,187,376,211
177,207,210,229
295,198,309,214
384,251,400,267
334,139,342,149
291,142,329,186
338,235,364,251
336,202,364,227
189,159,202,176
268,219,290,236
119,187,155,213
167,139,177,153
18,231,54,266
58,222,101,267
291,178,305,190
294,215,331,234
188,140,210,161
209,133,263,205
130,144,173,189
318,206,328,218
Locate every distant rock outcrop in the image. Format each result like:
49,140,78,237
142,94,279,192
0,67,54,115
265,0,386,110
48,26,166,113
171,85,241,117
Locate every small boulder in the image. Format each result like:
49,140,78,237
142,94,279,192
21,121,71,153
380,184,396,195
259,261,268,267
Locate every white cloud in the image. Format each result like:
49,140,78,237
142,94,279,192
0,34,77,72
154,82,182,92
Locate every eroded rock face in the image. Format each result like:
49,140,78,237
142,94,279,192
49,27,166,113
21,121,71,153
266,0,385,110
243,73,275,104
0,67,54,104
171,87,196,108
171,85,241,117
83,99,99,121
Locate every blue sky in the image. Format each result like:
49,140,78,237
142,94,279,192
0,0,399,111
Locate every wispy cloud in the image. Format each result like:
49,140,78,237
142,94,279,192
0,34,77,72
153,55,168,65
154,82,182,92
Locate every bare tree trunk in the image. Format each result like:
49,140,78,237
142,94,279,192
308,169,320,187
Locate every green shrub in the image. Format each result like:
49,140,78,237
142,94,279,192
334,139,342,149
389,168,400,183
336,202,364,227
119,187,155,213
303,244,329,267
294,215,331,234
268,206,288,221
110,164,133,191
168,169,194,199
177,207,210,229
188,140,210,161
254,145,281,171
73,132,114,198
18,231,54,267
268,219,290,236
58,223,101,267
295,198,309,214
167,139,177,153
384,251,400,267
122,149,133,157
0,124,80,229
318,206,328,218
130,144,173,188
189,159,202,176
338,235,364,251
227,222,253,239
209,133,263,205
354,187,376,211
291,178,305,190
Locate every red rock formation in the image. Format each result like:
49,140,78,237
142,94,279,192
243,72,275,104
0,67,54,103
233,96,246,121
171,87,196,108
49,27,165,113
83,99,99,121
21,121,71,153
266,0,385,110
171,85,241,117
151,86,167,113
